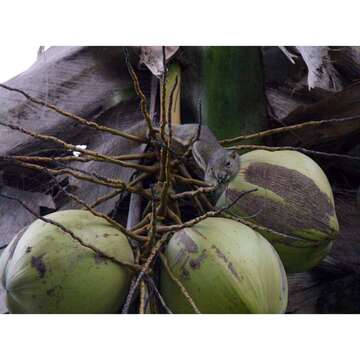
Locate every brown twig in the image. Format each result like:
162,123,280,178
166,207,183,225
90,189,125,209
192,195,206,214
228,144,360,162
0,192,140,271
222,212,322,248
8,153,156,164
172,186,216,199
130,213,152,232
157,48,176,218
174,174,209,187
220,114,360,146
0,120,157,174
160,46,168,144
123,48,154,138
3,155,130,187
90,172,151,209
133,225,150,235
145,275,173,314
139,280,146,314
157,189,257,233
158,50,169,183
173,184,204,214
171,198,182,219
121,232,173,314
159,253,200,314
113,152,157,161
41,169,148,242
2,157,151,199
0,83,146,144
177,163,212,211
148,186,158,246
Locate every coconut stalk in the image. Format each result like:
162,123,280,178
181,46,267,141
160,62,181,125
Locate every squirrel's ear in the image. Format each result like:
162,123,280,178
229,150,238,159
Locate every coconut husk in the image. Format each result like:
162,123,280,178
287,192,360,313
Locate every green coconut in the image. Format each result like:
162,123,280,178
217,150,339,273
160,217,288,314
0,210,134,314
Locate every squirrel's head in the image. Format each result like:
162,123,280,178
205,150,240,186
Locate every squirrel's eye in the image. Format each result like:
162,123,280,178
226,161,231,167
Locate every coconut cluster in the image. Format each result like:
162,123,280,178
0,149,338,313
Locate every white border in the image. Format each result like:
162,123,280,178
1,1,360,45
1,1,359,359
